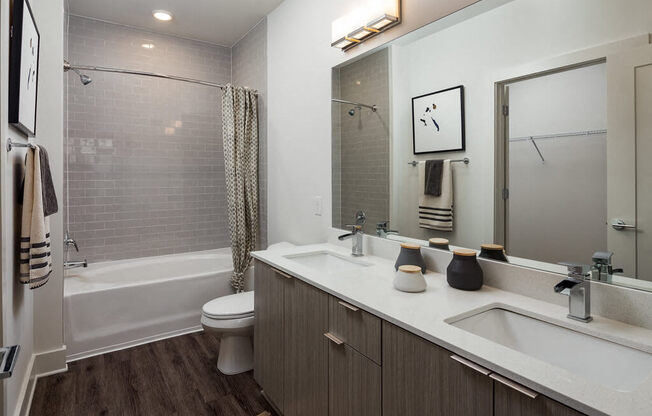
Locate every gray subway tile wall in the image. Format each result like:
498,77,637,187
65,15,267,262
334,48,390,234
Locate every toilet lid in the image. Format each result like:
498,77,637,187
202,291,254,320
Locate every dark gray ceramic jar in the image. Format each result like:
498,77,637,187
479,244,508,262
394,243,426,273
429,238,450,251
447,249,483,291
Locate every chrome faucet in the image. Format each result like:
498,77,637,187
554,263,592,323
591,251,623,283
64,231,88,270
376,221,399,238
64,231,79,252
339,225,364,257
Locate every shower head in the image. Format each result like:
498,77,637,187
348,108,356,116
79,73,92,85
64,60,92,85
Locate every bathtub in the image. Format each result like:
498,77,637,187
64,248,246,361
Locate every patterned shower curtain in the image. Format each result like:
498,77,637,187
222,85,259,292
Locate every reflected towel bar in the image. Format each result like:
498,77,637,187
6,138,37,152
408,158,469,166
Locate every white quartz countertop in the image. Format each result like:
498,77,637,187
252,243,652,416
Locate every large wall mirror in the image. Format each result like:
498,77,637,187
331,0,652,292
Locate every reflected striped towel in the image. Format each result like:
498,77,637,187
20,146,54,289
418,160,453,231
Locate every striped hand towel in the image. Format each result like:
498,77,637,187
418,160,453,231
20,147,53,289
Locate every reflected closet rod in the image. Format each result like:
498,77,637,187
63,61,258,95
408,158,469,166
509,129,606,142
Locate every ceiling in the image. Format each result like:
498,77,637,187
67,0,284,46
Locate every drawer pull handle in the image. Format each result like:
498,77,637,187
489,373,539,399
450,355,491,376
274,269,293,279
323,332,344,345
338,300,359,312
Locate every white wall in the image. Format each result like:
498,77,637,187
266,0,478,245
388,0,652,249
1,0,65,414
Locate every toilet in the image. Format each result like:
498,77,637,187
201,290,255,375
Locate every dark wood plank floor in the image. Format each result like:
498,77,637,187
30,332,275,416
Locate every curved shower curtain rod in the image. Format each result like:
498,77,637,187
331,98,377,112
63,61,258,95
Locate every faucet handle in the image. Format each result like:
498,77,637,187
559,262,591,278
344,224,362,233
592,251,613,265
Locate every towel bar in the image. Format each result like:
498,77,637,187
6,138,37,152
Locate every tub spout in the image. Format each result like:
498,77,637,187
64,260,88,270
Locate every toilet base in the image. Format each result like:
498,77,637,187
217,334,253,375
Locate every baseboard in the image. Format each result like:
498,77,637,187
16,346,69,416
66,325,203,362
15,355,35,416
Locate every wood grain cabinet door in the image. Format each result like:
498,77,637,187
493,377,585,416
328,340,381,416
382,322,493,416
283,277,329,416
253,261,287,413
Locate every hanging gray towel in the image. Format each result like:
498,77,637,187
19,146,54,289
424,159,444,196
38,145,58,216
418,160,453,232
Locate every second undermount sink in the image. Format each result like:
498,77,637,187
448,307,652,392
283,251,371,273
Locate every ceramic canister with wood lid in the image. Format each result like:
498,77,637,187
394,265,427,293
429,238,450,251
394,243,426,273
447,249,483,291
479,243,508,262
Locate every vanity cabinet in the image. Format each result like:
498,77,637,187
254,260,329,416
255,260,585,416
382,321,493,416
493,379,584,416
328,342,381,416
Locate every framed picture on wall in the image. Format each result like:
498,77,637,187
9,0,40,137
411,85,465,154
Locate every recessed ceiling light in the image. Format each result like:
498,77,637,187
153,10,173,21
141,43,155,49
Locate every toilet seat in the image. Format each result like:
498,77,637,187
202,291,254,320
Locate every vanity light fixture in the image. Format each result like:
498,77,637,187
141,43,155,49
331,0,401,51
153,10,173,21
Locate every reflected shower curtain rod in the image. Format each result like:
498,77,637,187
331,98,377,112
63,61,258,94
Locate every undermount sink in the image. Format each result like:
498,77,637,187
448,307,652,392
283,251,371,273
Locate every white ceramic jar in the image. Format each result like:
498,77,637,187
393,265,427,293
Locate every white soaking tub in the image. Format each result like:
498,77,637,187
64,248,244,361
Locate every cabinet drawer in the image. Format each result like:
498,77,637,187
328,296,381,364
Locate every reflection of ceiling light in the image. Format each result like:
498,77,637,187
141,43,155,49
153,10,173,21
331,0,401,51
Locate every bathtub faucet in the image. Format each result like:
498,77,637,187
64,231,79,252
64,260,88,270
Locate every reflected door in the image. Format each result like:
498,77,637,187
504,64,607,266
607,44,652,280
